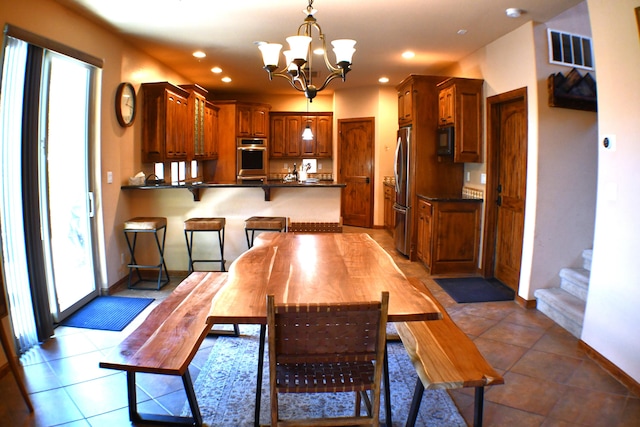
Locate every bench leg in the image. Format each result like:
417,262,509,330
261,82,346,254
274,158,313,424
208,323,240,337
125,371,203,426
474,387,484,427
405,378,424,427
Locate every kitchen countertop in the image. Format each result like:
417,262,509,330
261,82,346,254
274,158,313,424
121,179,346,201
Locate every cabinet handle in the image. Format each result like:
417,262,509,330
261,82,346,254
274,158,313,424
496,195,502,207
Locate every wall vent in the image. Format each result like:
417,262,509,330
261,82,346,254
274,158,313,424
548,29,594,70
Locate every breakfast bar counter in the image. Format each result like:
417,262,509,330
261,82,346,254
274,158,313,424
122,180,346,201
119,180,345,273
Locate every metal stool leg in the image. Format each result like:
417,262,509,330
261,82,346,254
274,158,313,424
185,230,195,273
185,228,226,272
217,228,226,272
125,231,143,288
153,226,169,290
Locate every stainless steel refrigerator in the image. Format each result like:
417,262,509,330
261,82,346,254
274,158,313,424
393,126,411,256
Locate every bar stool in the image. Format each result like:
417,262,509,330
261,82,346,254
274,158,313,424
184,217,226,272
185,217,238,336
244,216,287,248
123,217,170,290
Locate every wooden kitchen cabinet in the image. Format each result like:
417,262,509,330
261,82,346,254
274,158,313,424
438,85,454,126
141,82,190,163
213,100,272,182
270,112,332,158
179,84,219,160
383,182,396,235
437,78,484,163
397,80,413,125
237,103,269,137
416,199,432,267
202,102,219,159
417,197,481,275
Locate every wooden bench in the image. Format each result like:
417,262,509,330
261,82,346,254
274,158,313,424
99,272,231,426
397,278,504,427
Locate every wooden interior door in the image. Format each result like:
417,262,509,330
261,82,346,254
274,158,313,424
338,118,375,228
483,89,527,293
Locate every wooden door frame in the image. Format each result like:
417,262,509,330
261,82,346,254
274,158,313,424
337,117,375,228
481,87,528,277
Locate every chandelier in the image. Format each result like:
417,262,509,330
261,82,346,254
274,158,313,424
257,0,356,101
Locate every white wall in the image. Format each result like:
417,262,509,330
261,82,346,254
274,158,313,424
530,4,598,293
583,0,640,383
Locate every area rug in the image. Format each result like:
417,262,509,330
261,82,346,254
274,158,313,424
184,325,466,426
59,296,154,331
436,277,515,303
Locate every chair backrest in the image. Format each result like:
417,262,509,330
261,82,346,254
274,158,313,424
267,291,389,367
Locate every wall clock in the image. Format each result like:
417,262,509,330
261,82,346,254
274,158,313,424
115,82,136,127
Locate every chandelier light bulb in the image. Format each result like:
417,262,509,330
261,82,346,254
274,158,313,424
258,43,283,67
287,36,312,61
331,39,356,64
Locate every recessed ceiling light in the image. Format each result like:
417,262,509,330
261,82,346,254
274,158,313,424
402,51,415,59
192,51,206,58
378,77,389,84
457,29,468,35
211,67,223,74
505,8,524,18
221,77,232,83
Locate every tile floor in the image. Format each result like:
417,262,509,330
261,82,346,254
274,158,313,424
0,227,638,426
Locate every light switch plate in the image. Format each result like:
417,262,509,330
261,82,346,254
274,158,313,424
107,171,113,184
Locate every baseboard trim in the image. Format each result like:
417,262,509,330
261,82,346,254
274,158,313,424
516,295,537,309
579,340,640,397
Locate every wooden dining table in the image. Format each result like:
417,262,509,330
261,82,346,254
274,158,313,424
207,232,442,427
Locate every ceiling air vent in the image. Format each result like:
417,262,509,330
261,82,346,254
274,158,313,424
548,29,594,70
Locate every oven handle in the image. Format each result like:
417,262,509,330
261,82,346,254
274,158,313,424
237,146,267,151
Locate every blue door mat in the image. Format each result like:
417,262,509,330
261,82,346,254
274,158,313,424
59,296,154,331
435,277,515,303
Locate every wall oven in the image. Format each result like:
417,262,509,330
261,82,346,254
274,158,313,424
237,138,267,180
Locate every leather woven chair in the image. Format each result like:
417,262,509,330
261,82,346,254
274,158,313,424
266,292,389,427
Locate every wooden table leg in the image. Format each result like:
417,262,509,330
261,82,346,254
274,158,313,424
0,320,33,412
255,324,267,427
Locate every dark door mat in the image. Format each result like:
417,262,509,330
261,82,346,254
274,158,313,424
435,277,515,303
59,296,154,331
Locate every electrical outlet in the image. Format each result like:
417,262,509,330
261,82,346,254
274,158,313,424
318,163,323,170
480,173,487,184
466,172,471,182
107,171,113,184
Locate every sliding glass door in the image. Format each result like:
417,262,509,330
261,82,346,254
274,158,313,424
0,30,101,352
40,51,98,317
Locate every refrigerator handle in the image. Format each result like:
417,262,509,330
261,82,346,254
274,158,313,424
394,136,402,194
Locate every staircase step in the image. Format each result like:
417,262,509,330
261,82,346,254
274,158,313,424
534,287,585,338
559,267,589,301
582,249,593,271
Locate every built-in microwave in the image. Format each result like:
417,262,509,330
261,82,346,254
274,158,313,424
436,126,454,156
